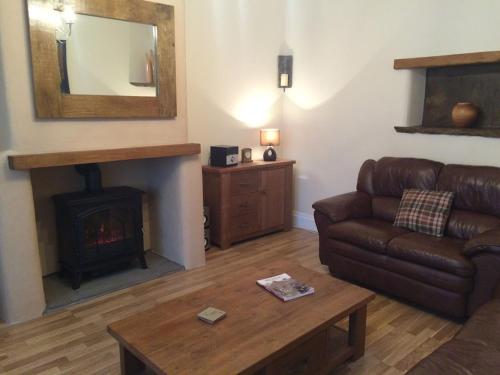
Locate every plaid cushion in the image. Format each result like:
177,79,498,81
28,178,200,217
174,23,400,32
394,189,454,237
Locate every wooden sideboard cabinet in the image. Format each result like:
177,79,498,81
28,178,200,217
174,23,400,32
203,159,295,249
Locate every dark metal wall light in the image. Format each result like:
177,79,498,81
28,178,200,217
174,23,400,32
278,55,293,92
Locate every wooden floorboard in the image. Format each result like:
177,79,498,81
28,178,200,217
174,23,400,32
0,229,461,374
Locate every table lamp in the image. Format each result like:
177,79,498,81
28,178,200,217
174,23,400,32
260,129,280,161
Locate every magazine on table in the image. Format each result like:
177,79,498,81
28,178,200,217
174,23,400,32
257,273,315,301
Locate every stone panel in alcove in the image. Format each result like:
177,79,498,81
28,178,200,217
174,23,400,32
423,63,500,128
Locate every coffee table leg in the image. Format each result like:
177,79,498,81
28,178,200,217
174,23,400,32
348,305,367,360
120,345,146,375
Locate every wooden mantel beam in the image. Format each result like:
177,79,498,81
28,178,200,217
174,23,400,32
8,143,201,170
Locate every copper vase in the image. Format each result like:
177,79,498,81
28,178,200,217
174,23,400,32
451,102,478,128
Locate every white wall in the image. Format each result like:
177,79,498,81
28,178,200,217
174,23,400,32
0,0,206,324
1,0,187,155
185,0,287,163
283,0,500,221
3,0,500,322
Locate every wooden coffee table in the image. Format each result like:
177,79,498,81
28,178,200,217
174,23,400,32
108,260,375,375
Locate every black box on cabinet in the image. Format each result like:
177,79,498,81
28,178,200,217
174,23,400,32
210,146,239,167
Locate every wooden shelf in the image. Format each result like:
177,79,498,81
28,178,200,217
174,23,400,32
8,143,201,170
395,126,500,138
129,82,156,87
394,50,500,69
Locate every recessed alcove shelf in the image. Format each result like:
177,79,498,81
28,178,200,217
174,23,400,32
394,50,500,138
394,126,500,138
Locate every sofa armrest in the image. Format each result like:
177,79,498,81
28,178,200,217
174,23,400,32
463,229,500,257
312,191,371,224
466,252,500,314
493,282,500,299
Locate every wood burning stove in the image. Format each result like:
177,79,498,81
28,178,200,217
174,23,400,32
53,164,147,289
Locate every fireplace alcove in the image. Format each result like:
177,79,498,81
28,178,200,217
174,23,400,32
3,144,206,323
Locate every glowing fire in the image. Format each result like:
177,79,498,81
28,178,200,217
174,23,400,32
85,223,131,247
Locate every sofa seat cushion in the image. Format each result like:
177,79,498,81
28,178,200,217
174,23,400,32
328,218,408,254
327,239,474,294
387,233,474,277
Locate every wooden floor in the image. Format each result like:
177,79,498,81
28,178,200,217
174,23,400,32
0,229,461,375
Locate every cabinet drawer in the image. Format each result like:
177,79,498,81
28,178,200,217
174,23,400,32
230,213,260,238
266,330,327,375
230,193,260,217
231,171,259,195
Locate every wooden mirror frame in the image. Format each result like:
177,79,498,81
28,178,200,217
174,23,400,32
26,0,176,119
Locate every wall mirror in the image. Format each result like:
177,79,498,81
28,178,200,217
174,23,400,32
63,14,158,97
26,0,176,119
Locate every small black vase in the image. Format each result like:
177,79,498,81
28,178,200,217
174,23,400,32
263,147,277,161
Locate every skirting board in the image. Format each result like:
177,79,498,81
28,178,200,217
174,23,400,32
293,211,317,232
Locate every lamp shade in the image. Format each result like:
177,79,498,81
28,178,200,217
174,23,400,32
260,129,280,146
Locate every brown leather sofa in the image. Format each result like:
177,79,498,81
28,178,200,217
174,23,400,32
408,283,500,374
313,157,500,318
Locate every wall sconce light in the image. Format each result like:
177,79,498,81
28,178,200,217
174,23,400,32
278,55,293,92
260,129,280,161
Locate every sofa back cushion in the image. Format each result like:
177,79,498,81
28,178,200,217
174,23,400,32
357,158,500,237
437,164,500,217
357,159,376,195
372,196,400,222
446,209,500,240
373,198,500,239
358,157,444,198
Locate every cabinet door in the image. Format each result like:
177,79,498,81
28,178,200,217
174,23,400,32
260,168,286,229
